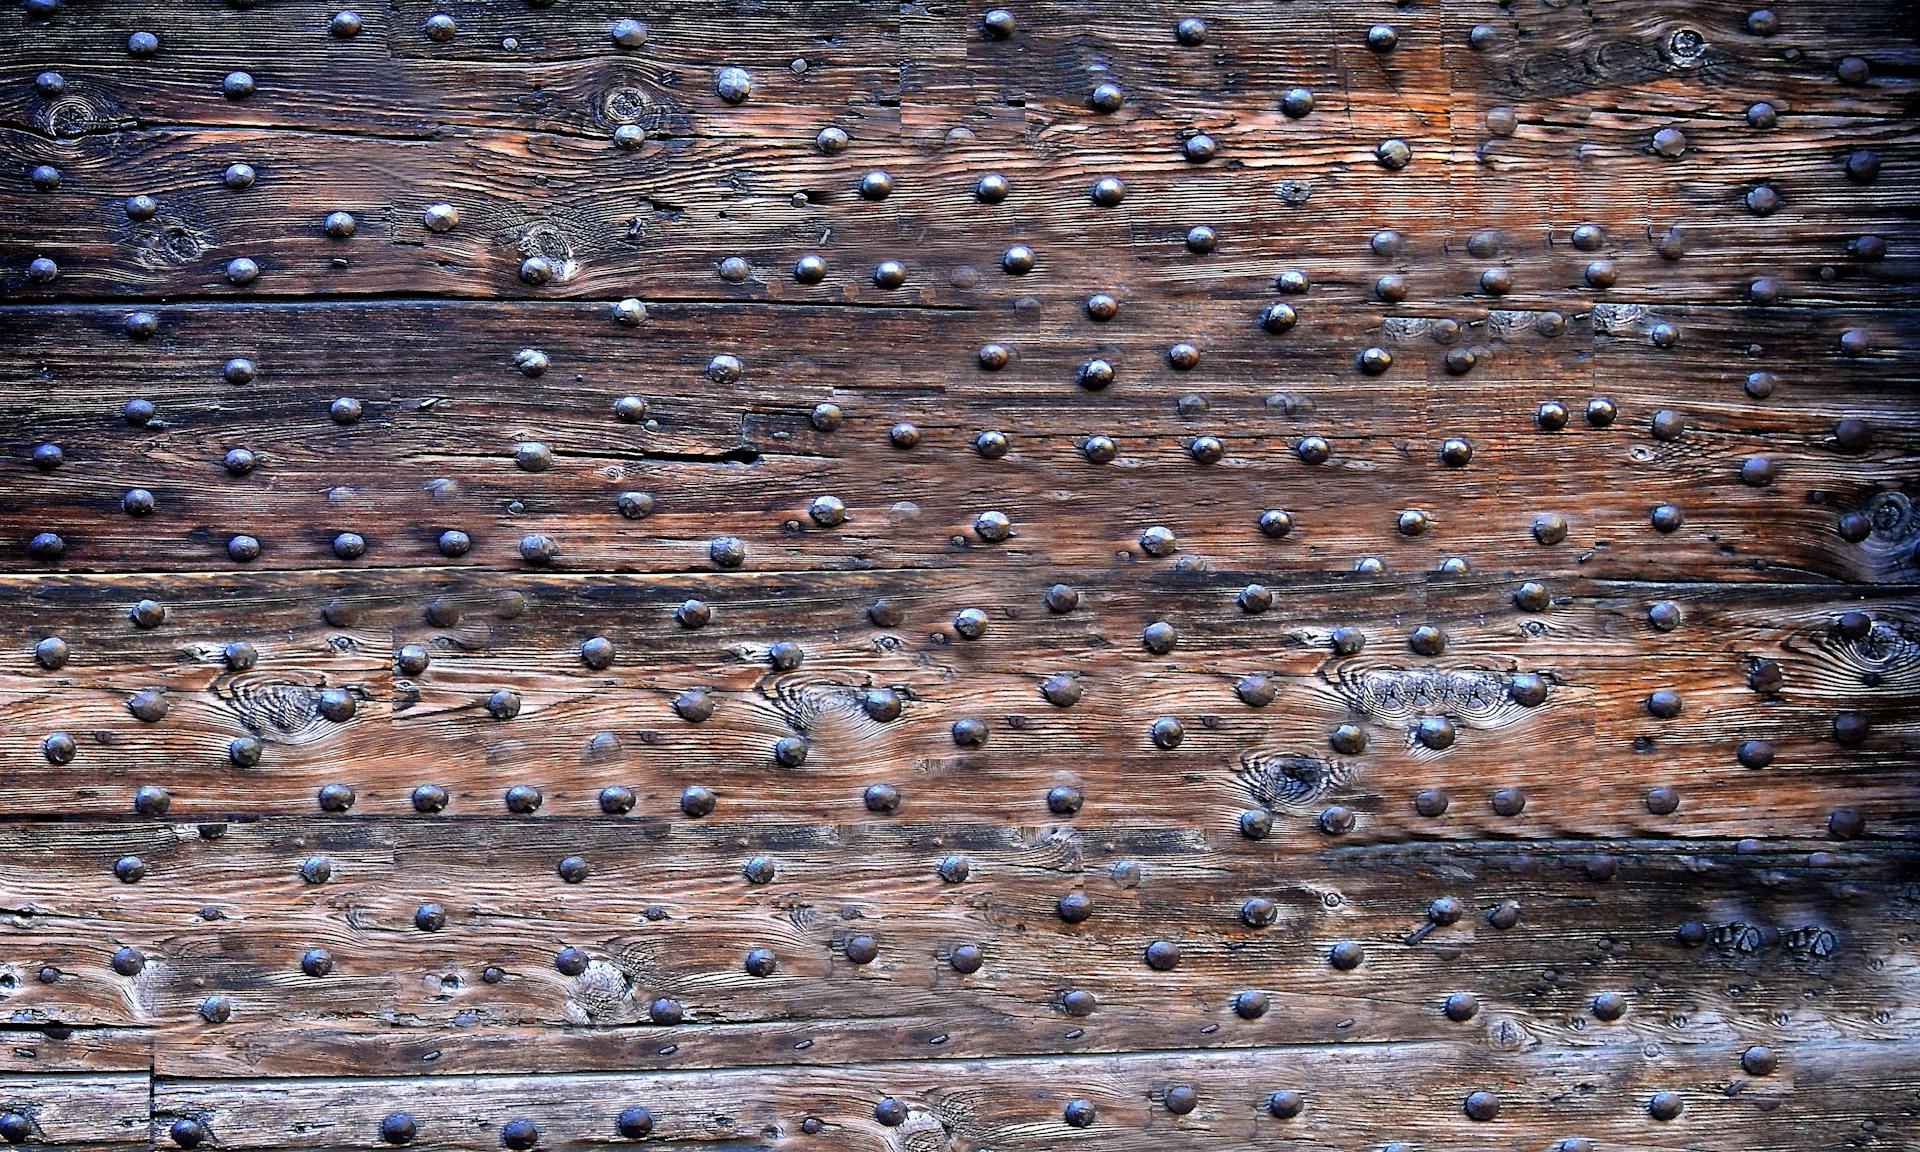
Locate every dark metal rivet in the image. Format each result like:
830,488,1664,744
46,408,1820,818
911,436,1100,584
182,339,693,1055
1267,1090,1303,1119
863,783,900,814
1444,991,1480,1021
1592,991,1629,1021
1491,787,1527,817
664,784,708,816
43,731,76,764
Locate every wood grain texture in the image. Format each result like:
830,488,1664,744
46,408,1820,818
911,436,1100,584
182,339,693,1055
0,0,1915,1146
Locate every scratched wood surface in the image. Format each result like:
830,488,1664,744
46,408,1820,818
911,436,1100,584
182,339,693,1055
1,0,1918,1148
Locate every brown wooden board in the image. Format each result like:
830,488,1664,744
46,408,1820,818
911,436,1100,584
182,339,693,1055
0,0,1915,1146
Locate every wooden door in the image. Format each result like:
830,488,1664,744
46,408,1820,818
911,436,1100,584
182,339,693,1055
0,0,1916,1147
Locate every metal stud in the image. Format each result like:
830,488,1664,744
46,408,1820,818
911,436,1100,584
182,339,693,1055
714,67,753,103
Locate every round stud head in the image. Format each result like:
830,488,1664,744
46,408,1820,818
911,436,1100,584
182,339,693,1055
613,1106,652,1140
1235,674,1277,709
1509,674,1548,707
611,17,648,47
714,66,753,103
34,635,70,669
379,1113,417,1145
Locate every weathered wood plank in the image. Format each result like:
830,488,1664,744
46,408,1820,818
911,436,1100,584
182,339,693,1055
0,1072,149,1146
0,0,900,138
0,570,1912,833
7,120,1915,305
3,300,1913,580
152,1039,1920,1149
0,821,1909,1070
